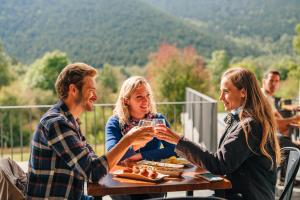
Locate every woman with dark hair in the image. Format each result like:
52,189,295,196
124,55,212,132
155,67,281,199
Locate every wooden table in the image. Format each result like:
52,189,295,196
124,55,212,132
88,165,232,199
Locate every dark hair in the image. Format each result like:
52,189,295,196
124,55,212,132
55,63,97,99
263,70,281,80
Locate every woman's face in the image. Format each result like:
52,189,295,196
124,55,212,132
126,84,151,119
219,77,245,111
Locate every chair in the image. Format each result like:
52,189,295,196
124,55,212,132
279,147,300,200
0,158,26,200
149,196,226,200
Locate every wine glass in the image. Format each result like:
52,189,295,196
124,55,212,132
138,119,153,127
152,118,166,126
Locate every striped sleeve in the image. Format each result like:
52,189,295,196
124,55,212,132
43,118,108,181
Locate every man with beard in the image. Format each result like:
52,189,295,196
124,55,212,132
26,63,154,200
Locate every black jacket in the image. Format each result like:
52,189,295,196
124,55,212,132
175,115,276,200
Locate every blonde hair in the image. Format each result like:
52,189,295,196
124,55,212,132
113,76,157,124
222,67,281,168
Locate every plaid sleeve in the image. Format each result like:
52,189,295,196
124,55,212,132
86,142,96,154
44,118,108,181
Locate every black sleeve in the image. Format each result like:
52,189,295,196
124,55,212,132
175,120,262,175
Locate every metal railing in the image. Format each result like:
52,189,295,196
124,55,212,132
185,88,218,151
0,88,218,161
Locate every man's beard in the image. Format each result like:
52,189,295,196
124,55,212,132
74,91,93,112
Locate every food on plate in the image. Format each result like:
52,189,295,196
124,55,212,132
132,166,140,174
149,170,158,179
155,166,183,178
140,168,149,177
137,160,184,169
123,167,133,173
113,168,166,182
163,156,190,165
164,156,177,163
120,166,160,180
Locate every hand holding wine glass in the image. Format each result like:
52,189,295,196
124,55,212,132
152,118,166,126
153,125,181,145
125,126,154,151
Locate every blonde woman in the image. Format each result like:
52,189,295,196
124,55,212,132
155,68,281,199
105,76,176,162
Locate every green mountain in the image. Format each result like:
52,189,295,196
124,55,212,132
144,0,300,39
0,0,268,66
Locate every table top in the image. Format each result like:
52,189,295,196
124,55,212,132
88,165,232,197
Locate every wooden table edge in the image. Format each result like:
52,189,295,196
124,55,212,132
87,178,232,196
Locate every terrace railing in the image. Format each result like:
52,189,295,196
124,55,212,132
185,88,218,151
0,88,218,161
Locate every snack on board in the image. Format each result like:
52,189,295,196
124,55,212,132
137,160,184,169
149,170,158,179
154,166,183,178
121,165,160,180
140,167,149,177
123,167,133,173
132,166,140,174
162,156,190,165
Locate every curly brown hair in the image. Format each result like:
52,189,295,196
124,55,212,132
55,63,97,100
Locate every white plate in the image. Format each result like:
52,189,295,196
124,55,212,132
161,157,193,168
137,160,185,169
112,170,168,182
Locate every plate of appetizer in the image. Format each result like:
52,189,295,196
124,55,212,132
161,156,193,168
137,160,185,169
112,166,168,182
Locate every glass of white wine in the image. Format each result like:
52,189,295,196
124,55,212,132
152,118,166,126
138,119,153,127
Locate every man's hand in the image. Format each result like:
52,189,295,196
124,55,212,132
124,126,154,150
105,126,153,171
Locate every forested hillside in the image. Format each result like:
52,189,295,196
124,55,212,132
0,0,285,66
144,0,300,39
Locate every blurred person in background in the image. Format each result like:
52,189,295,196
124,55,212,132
261,70,300,185
261,70,300,140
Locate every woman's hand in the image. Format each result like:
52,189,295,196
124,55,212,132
124,126,154,150
154,125,181,145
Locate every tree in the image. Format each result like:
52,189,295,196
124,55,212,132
293,23,300,55
146,43,211,122
146,43,210,102
25,51,69,92
231,58,263,82
99,64,118,93
0,42,11,89
207,50,229,89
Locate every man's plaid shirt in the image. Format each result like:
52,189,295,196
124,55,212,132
26,101,108,199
